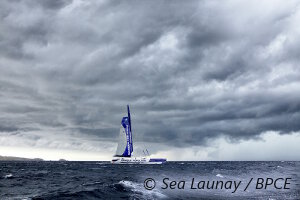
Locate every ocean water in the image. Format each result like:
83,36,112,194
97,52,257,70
0,161,299,199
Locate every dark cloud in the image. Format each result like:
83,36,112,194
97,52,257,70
35,0,73,10
0,0,300,152
0,125,18,132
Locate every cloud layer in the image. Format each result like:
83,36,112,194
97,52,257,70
0,0,300,159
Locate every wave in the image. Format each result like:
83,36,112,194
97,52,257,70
216,174,224,178
82,181,104,186
32,180,166,200
4,174,13,179
32,190,104,200
118,180,167,199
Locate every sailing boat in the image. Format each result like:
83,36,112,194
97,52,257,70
111,105,167,164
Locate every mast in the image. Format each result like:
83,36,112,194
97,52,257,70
127,105,131,132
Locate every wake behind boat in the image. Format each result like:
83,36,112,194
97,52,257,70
111,105,167,164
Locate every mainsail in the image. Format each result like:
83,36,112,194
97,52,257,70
115,105,133,157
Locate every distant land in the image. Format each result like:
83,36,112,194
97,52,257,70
0,155,43,161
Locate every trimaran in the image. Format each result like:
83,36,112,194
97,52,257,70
111,105,167,164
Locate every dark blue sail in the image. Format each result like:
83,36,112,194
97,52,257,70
117,105,132,157
114,105,134,157
127,105,133,154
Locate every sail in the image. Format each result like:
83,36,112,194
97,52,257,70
115,121,128,156
127,105,133,153
115,105,133,157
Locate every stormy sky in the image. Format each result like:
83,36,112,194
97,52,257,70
1,0,300,160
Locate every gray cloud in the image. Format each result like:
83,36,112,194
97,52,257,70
0,0,300,154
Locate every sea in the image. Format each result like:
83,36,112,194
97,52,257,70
0,161,299,200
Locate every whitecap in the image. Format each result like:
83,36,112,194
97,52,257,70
4,174,13,179
119,180,136,189
118,180,167,199
216,174,224,178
